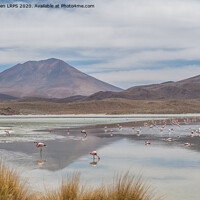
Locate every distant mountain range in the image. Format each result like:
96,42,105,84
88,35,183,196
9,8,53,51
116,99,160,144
0,58,122,98
0,58,200,101
84,75,200,101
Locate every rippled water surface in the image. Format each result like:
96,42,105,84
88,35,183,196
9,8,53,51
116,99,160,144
0,114,200,200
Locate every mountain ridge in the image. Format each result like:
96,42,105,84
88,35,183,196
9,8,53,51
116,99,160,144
82,74,200,101
0,58,122,98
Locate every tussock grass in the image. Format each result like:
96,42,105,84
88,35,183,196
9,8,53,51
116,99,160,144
0,160,35,200
40,172,163,200
40,172,83,200
0,160,163,200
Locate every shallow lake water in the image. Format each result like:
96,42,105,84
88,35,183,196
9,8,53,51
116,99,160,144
0,114,200,200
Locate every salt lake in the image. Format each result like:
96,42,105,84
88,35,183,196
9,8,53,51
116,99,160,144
0,114,200,200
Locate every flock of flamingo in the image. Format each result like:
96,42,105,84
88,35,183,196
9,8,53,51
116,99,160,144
104,117,198,148
1,117,199,165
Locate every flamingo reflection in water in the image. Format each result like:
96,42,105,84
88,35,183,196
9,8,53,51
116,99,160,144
90,160,100,166
37,159,47,166
37,152,47,166
37,150,47,166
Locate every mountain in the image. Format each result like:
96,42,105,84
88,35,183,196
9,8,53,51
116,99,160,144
0,93,17,102
0,58,122,98
84,74,200,100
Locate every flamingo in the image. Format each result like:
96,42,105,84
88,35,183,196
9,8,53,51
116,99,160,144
5,130,10,136
81,130,87,137
190,131,194,137
162,124,166,129
184,142,191,147
34,141,47,152
169,128,174,132
90,151,100,160
66,127,70,135
176,123,180,127
145,141,151,145
166,137,173,142
136,130,141,136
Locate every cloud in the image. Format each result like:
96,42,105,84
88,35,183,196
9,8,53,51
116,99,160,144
0,0,200,88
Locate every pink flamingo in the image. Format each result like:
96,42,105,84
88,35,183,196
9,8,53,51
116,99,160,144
145,141,151,145
166,137,173,142
110,129,113,136
184,142,191,146
81,130,87,137
136,129,141,136
162,124,166,129
34,141,47,152
190,131,194,137
90,151,100,160
66,127,70,135
169,128,174,132
5,130,10,136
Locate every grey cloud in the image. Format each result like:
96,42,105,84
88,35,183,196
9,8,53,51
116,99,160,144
0,0,200,88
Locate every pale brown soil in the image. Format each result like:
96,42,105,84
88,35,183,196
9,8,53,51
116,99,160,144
1,98,200,115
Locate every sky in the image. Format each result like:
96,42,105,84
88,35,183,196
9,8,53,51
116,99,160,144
0,0,200,89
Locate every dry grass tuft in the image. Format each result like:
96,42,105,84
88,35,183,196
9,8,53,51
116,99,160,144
0,160,36,200
40,172,82,200
40,171,163,200
0,160,163,200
